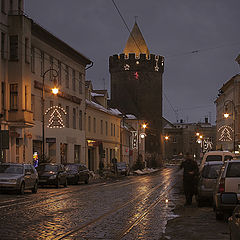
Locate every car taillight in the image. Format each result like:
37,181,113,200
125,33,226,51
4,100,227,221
218,178,225,193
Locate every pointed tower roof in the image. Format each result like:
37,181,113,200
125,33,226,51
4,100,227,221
123,22,149,57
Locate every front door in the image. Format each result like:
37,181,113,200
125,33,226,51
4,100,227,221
88,148,94,171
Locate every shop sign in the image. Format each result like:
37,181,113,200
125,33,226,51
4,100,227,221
46,138,56,143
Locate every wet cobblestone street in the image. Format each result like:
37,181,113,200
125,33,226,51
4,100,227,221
0,166,230,239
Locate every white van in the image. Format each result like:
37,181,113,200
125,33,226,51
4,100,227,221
200,151,235,170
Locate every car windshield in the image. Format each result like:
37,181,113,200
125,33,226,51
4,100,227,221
202,164,222,179
37,165,58,172
226,162,240,177
206,155,222,162
0,165,24,174
65,165,78,171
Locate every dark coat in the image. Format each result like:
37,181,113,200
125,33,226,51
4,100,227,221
180,158,199,194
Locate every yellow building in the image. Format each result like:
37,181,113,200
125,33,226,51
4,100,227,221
85,81,122,171
0,2,92,164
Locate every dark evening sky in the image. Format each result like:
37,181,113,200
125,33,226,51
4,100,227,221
25,0,240,124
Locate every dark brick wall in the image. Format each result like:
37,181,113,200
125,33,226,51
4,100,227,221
109,53,164,164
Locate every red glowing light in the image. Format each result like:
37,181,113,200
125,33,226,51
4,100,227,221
134,72,139,79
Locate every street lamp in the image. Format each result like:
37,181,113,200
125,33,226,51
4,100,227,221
224,100,236,152
164,136,169,160
42,68,59,163
137,121,147,165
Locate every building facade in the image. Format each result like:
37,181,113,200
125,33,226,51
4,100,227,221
85,81,122,171
215,73,240,152
109,22,164,166
0,1,92,165
163,118,216,160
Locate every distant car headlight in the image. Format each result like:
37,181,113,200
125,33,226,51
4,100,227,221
49,175,57,179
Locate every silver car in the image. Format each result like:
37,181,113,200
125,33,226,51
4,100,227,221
0,163,38,194
197,161,223,206
213,160,240,220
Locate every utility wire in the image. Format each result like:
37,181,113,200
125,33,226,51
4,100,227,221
163,93,178,121
165,41,240,58
111,0,143,54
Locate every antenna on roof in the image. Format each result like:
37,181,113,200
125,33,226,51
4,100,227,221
134,16,138,23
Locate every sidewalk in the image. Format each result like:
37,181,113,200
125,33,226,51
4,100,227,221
160,180,230,240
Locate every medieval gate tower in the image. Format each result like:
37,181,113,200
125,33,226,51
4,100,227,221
109,22,164,166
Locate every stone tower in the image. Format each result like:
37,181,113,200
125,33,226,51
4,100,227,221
109,22,164,165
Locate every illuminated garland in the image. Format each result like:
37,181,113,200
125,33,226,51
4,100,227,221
155,56,159,72
45,106,67,128
124,64,130,70
218,125,233,142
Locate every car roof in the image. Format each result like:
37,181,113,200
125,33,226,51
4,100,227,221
65,163,86,166
0,163,26,166
227,160,240,163
204,161,223,166
38,163,60,166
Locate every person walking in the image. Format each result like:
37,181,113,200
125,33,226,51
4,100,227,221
180,153,199,206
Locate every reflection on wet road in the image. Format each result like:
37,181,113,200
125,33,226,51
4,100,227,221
0,167,181,239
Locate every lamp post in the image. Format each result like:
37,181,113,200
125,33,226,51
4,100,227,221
137,121,147,157
164,136,169,161
42,69,59,163
224,100,236,153
196,132,204,157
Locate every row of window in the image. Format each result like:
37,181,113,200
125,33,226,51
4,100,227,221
30,46,84,94
87,116,119,137
8,82,83,130
1,0,22,14
1,33,84,95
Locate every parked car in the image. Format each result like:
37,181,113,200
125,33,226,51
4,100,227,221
0,163,38,194
65,164,90,184
228,195,240,240
115,162,130,176
197,161,223,206
200,151,234,171
213,160,240,220
36,163,67,188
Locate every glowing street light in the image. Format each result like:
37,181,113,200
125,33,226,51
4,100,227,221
52,87,59,95
224,113,230,119
224,100,236,152
42,68,59,163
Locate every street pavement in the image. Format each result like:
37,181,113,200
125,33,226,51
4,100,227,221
0,166,231,240
161,167,230,240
